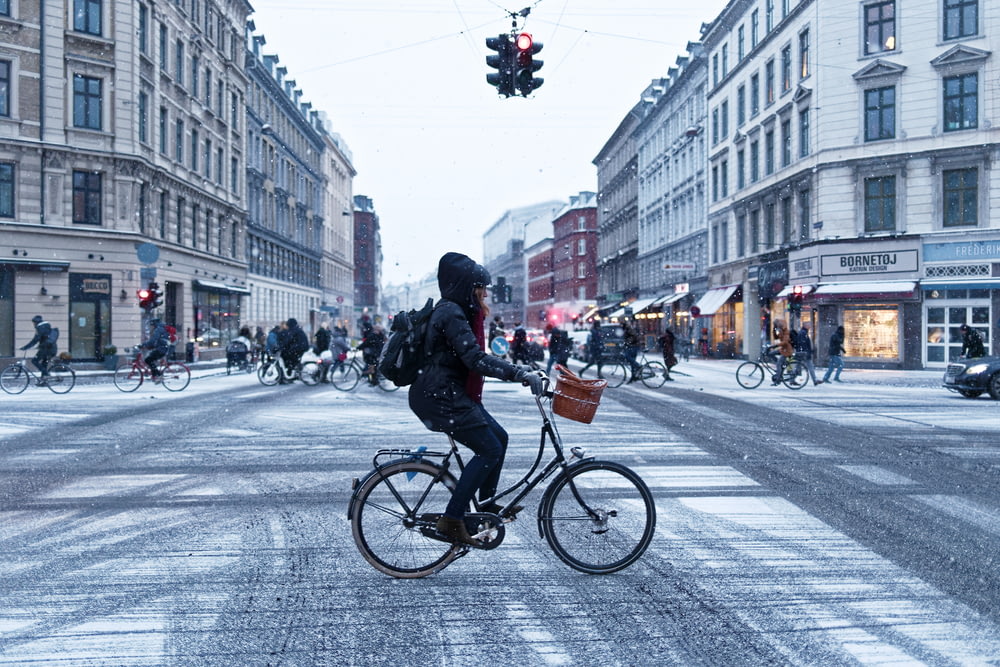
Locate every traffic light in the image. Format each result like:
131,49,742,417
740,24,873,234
788,285,804,313
137,287,154,311
503,283,513,303
148,281,164,310
513,32,543,96
486,34,514,97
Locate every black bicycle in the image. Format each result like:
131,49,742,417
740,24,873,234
736,350,806,390
348,373,656,578
0,355,76,394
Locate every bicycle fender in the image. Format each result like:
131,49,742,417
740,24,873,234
535,457,596,538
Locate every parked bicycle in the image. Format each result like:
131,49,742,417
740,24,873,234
113,347,191,392
328,349,398,392
735,350,806,390
0,355,76,394
257,354,321,386
348,370,656,578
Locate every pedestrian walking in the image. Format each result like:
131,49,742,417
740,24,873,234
821,325,846,383
545,325,571,375
794,325,822,385
657,328,678,381
579,320,605,378
622,320,643,383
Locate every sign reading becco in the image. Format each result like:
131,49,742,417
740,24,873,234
821,249,918,277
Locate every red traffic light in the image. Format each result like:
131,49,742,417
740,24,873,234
137,288,151,300
515,32,533,51
792,285,803,295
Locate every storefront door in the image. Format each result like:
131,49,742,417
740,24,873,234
924,290,991,365
69,274,112,360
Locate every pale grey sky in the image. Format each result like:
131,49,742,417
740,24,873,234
247,0,729,284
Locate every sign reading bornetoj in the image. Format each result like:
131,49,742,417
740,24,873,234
820,249,918,277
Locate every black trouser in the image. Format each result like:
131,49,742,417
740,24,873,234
32,353,53,376
446,409,509,519
145,349,166,376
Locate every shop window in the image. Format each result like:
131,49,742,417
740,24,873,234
844,306,899,360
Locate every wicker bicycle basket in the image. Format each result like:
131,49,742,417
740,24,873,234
552,365,607,424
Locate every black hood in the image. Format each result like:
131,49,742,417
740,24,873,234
437,252,490,316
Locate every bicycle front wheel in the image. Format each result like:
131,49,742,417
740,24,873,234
782,359,807,390
735,361,765,389
113,363,143,392
0,365,29,394
161,362,191,391
602,362,629,388
351,460,459,579
258,359,280,386
540,460,656,574
46,363,76,394
299,361,322,386
329,362,360,391
639,361,666,388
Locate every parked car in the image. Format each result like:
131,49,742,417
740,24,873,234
568,330,589,360
943,355,1000,399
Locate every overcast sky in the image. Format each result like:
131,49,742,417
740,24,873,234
246,0,730,285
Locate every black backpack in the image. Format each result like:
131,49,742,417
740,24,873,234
378,298,436,386
48,327,60,344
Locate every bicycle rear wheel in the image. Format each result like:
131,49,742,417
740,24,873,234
329,362,360,391
602,361,629,388
782,359,807,390
639,361,666,388
350,460,459,578
46,363,76,394
113,363,143,392
299,361,322,386
0,365,29,394
161,362,191,391
258,359,280,386
539,460,656,574
735,361,765,389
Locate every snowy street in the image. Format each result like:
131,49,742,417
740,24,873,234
0,358,998,665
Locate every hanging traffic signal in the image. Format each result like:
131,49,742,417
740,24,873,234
513,32,543,96
137,287,154,311
148,281,164,310
486,34,514,97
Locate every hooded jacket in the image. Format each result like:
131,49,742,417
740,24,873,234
408,252,521,433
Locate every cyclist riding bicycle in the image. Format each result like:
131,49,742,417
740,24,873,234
408,252,542,546
141,318,172,382
20,315,58,380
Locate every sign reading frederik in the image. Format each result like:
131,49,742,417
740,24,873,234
821,249,918,277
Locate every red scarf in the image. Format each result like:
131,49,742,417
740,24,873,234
465,309,486,403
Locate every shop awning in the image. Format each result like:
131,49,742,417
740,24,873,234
0,258,70,270
580,306,600,321
194,279,251,295
920,278,1000,289
691,285,739,317
655,291,689,306
813,281,917,295
775,285,815,298
624,296,660,314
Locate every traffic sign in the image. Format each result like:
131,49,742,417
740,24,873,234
136,242,160,265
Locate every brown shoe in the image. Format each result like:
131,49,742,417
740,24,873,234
436,515,481,546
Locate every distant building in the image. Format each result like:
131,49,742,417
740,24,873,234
353,195,382,336
551,192,599,328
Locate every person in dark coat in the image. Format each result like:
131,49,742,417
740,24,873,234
959,324,986,358
21,315,57,377
821,325,846,383
314,322,332,355
657,328,677,381
545,326,571,374
141,318,171,380
279,318,310,382
409,252,541,545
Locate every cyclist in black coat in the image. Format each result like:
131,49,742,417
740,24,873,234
279,318,310,382
21,315,57,377
409,252,541,545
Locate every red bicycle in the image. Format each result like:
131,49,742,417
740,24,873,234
113,347,191,392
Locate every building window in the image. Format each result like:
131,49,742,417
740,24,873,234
944,0,978,40
190,129,198,171
712,54,719,87
737,149,746,189
737,212,746,256
782,0,789,18
0,162,14,218
72,74,102,130
799,29,810,79
138,4,148,54
72,170,102,225
738,25,745,60
943,73,977,132
765,130,775,175
864,176,896,232
159,191,166,238
766,0,774,32
864,1,896,55
943,167,977,227
204,139,211,178
722,44,729,77
577,238,586,255
175,39,184,86
216,148,223,184
0,0,9,15
159,23,168,70
799,108,810,156
175,119,184,162
721,99,729,138
781,45,792,92
176,197,184,243
138,91,148,144
721,159,729,198
0,60,10,117
159,107,168,154
765,59,775,105
750,73,760,116
737,85,746,125
751,10,759,48
712,107,719,144
577,262,586,279
73,0,102,36
781,118,792,167
191,56,199,98
765,202,776,247
864,86,895,141
204,68,211,106
799,189,811,240
750,209,760,253
781,196,792,243
231,156,239,193
721,220,729,261
750,140,759,182
712,165,719,202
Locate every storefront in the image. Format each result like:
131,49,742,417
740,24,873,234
192,280,251,350
69,273,113,361
787,239,923,369
921,235,1000,366
690,285,743,358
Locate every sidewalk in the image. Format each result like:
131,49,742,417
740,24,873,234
672,357,944,388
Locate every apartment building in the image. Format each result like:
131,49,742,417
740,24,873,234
704,0,999,368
